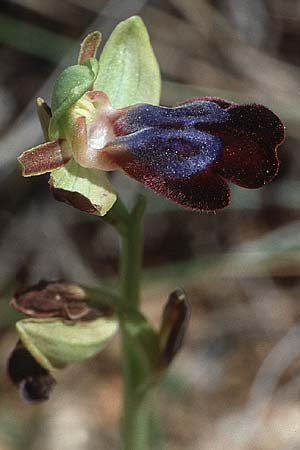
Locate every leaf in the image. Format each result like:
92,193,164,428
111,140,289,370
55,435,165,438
16,316,119,371
49,158,117,216
122,310,159,375
94,16,161,108
49,58,99,139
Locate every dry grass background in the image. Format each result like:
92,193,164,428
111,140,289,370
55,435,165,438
0,0,300,449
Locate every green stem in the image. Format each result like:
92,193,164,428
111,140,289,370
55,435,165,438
104,197,131,235
120,195,146,311
118,195,151,450
84,285,121,308
105,194,153,450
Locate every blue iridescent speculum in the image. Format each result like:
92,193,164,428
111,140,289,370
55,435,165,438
111,128,223,178
111,101,230,178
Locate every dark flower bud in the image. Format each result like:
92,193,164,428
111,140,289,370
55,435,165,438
158,288,190,369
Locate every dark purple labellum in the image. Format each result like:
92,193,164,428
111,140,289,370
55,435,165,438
7,341,56,403
113,101,229,179
100,97,285,211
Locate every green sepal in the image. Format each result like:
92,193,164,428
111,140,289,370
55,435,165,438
16,316,119,372
94,16,161,108
49,58,99,139
49,158,117,216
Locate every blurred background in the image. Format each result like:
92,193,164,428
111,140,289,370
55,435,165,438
0,0,300,449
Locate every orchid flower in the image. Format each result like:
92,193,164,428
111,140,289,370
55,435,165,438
18,18,285,214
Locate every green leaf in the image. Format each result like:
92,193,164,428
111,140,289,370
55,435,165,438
16,316,119,371
49,158,117,216
122,311,159,376
94,16,161,108
49,58,99,139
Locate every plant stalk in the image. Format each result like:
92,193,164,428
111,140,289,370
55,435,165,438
118,195,151,450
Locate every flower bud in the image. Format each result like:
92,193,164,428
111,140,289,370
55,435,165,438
158,288,190,369
8,280,118,402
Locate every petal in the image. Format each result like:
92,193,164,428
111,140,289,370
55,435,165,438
72,116,89,167
100,128,224,178
210,104,285,188
18,140,70,177
78,31,101,65
49,59,99,140
98,149,230,211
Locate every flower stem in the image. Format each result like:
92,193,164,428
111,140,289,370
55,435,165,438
106,194,154,450
117,195,151,450
120,195,146,311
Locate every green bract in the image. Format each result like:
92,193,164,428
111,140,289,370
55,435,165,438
122,311,160,377
16,317,119,372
